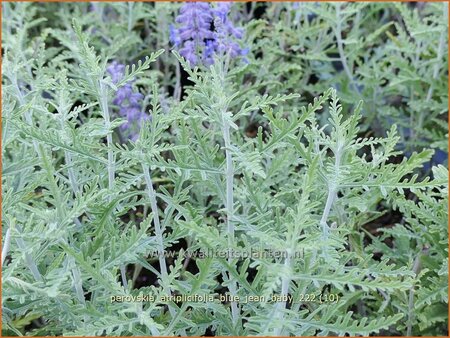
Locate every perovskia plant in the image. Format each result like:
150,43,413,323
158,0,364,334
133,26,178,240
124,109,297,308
1,2,448,336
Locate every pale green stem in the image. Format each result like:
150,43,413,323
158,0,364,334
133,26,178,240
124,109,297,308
407,248,428,336
272,252,292,336
174,62,181,102
320,186,336,239
142,163,178,320
120,267,129,290
127,2,133,32
222,116,239,326
142,163,168,278
56,107,84,229
63,148,83,228
68,255,86,305
13,77,39,154
334,4,359,94
99,80,127,288
319,141,343,264
2,228,11,266
65,151,79,195
320,142,343,239
98,81,115,197
2,99,10,148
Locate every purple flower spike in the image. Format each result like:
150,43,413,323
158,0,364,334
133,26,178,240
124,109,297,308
169,24,182,47
107,61,125,84
107,61,148,140
213,3,231,22
176,2,214,41
171,2,214,66
213,3,246,58
170,2,247,67
179,40,198,66
213,3,243,39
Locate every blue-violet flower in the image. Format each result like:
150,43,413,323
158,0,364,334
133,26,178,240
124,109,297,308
107,61,148,141
170,2,246,66
212,3,247,59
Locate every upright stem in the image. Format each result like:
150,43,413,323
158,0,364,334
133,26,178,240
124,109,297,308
320,186,336,239
56,100,86,229
69,255,86,305
106,137,115,191
407,248,428,336
319,140,343,263
174,62,181,102
334,4,359,94
127,2,133,33
320,142,343,239
222,117,239,326
13,76,39,154
62,148,82,229
99,80,126,288
142,163,179,320
56,114,80,196
142,163,168,279
65,152,79,194
273,251,292,336
2,228,11,266
99,81,115,198
39,144,65,221
223,123,234,246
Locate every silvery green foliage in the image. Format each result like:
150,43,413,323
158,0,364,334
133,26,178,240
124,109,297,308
1,2,448,336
